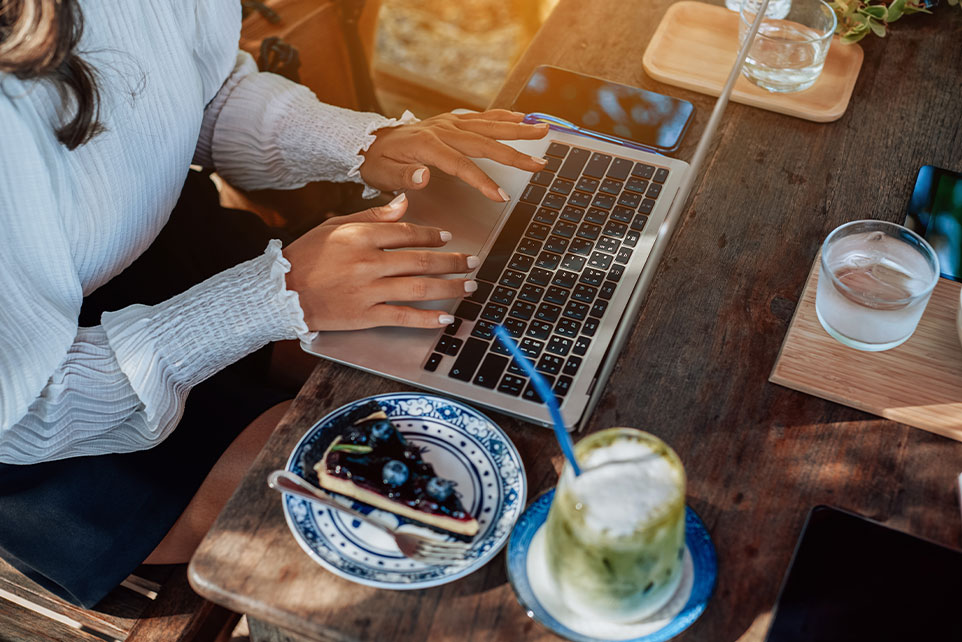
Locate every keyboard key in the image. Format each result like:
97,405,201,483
472,320,496,340
616,247,633,265
560,254,586,271
553,221,577,238
582,317,600,336
544,235,570,254
448,337,487,381
577,222,601,241
455,299,482,321
625,177,649,193
557,318,581,337
583,153,612,178
631,214,649,231
537,353,564,375
591,193,616,210
544,156,562,172
535,302,562,323
624,231,640,248
568,191,592,208
599,178,623,196
607,157,633,180
527,267,553,286
547,336,573,356
530,171,554,186
518,238,542,256
564,301,590,320
544,286,570,305
585,208,608,225
631,163,655,179
508,253,533,272
508,356,535,376
554,375,574,396
573,336,591,356
572,284,597,303
476,202,536,282
617,191,641,209
558,147,590,180
580,268,605,286
444,317,462,335
611,206,634,223
576,177,599,193
481,302,507,322
519,284,545,303
570,238,594,256
527,222,551,240
647,183,663,199
497,374,526,396
500,270,525,288
544,193,567,210
509,300,536,321
523,375,556,401
520,338,544,359
588,252,613,270
639,198,655,215
550,178,574,196
599,281,616,300
504,317,526,338
608,265,625,282
546,142,569,158
534,208,557,224
473,353,508,389
653,167,670,183
489,287,515,308
604,221,627,239
424,352,443,372
520,184,546,204
466,280,494,304
491,340,511,356
596,236,619,254
553,270,578,288
590,300,609,318
560,206,584,223
562,356,583,377
526,320,552,339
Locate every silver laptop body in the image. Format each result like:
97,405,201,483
302,129,689,430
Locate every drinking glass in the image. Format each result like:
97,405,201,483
816,220,940,351
543,428,686,622
739,0,836,93
727,0,791,20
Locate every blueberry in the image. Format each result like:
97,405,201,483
425,477,455,501
369,419,393,441
382,460,409,487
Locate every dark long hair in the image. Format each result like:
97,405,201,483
0,0,101,149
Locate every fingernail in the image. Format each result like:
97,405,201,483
497,188,510,202
464,280,478,293
439,314,455,326
534,123,549,130
439,230,452,242
387,192,406,209
532,156,548,165
413,167,427,184
467,255,481,269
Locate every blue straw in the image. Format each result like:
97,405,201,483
493,325,581,476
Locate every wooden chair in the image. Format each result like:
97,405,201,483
0,558,238,642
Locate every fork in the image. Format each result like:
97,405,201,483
267,470,472,565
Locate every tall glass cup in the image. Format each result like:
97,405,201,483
543,428,686,622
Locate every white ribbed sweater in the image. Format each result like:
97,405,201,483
0,0,415,464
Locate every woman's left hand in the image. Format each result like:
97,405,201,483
360,109,550,202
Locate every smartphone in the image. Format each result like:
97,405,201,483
903,164,962,282
765,505,962,642
510,65,694,154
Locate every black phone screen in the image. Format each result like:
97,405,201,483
903,165,962,282
765,506,962,642
510,65,694,153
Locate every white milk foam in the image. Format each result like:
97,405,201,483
570,441,682,536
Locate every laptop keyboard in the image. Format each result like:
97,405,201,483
422,141,670,403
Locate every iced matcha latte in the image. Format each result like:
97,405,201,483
544,428,686,622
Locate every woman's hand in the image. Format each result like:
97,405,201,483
360,109,550,202
283,193,477,331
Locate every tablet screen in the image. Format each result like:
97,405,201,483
765,505,962,642
903,165,962,283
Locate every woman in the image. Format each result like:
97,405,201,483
0,0,547,607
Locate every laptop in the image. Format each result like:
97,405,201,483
302,128,690,430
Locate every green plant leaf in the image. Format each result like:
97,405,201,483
869,18,887,36
887,0,905,21
841,29,869,43
861,4,887,18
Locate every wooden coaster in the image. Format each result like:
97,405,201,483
770,257,962,441
642,1,864,122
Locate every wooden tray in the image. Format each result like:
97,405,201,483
770,257,962,441
642,1,864,122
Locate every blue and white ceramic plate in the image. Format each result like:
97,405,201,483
281,392,527,590
506,491,717,642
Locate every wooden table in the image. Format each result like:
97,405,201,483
189,1,962,640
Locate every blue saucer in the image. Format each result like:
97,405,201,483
506,491,717,642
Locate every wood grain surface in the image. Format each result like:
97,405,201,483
189,1,962,641
772,260,962,440
642,1,864,122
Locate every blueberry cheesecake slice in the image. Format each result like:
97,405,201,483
311,406,479,539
